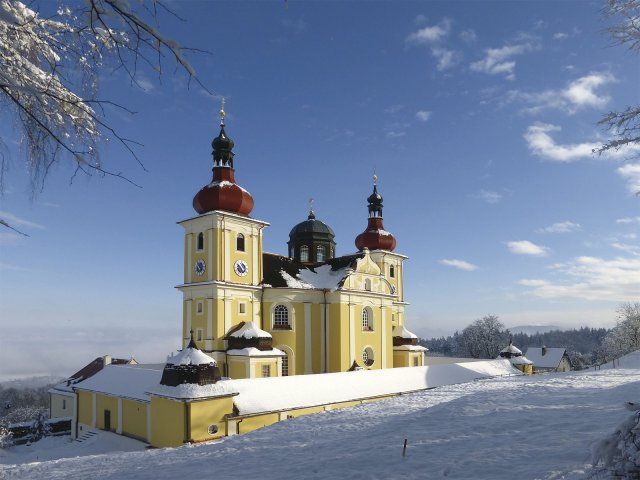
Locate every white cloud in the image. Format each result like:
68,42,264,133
431,46,458,70
536,221,581,234
519,255,640,301
553,32,569,40
617,163,640,195
0,211,45,229
508,72,615,115
617,216,640,224
459,29,477,43
470,43,534,80
415,110,432,122
523,123,597,162
384,104,404,114
440,259,479,271
406,18,452,44
506,240,549,256
611,242,640,256
136,77,155,93
471,189,502,204
386,131,406,138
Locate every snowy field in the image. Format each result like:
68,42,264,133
2,353,639,480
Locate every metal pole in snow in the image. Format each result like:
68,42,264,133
403,438,408,457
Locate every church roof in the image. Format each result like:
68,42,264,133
262,252,363,290
226,321,271,340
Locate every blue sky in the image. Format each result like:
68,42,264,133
1,0,639,379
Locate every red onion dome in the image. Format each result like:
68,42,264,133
355,176,396,252
192,102,254,216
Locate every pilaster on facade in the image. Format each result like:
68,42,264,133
304,302,312,374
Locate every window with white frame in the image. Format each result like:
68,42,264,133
196,301,203,314
236,233,245,252
390,265,395,278
300,245,309,262
261,364,271,377
316,245,325,262
197,232,204,251
281,353,289,376
273,304,290,328
196,328,203,342
239,302,246,314
362,347,374,367
362,308,373,331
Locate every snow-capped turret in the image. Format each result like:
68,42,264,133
355,175,397,252
225,321,273,351
160,331,221,386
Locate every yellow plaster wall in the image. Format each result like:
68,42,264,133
228,231,254,286
50,393,73,418
228,359,248,379
77,391,93,426
150,397,185,448
189,397,234,442
122,399,148,441
237,413,279,434
328,303,348,372
393,351,409,368
96,394,118,431
254,359,278,378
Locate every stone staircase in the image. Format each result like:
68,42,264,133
74,430,98,443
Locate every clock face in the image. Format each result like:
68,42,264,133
234,259,249,277
194,259,206,276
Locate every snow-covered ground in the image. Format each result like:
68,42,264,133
2,352,640,480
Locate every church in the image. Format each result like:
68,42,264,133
179,102,425,378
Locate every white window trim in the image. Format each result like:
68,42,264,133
271,302,295,331
300,245,309,262
362,307,374,332
236,233,246,252
362,345,375,367
196,232,205,252
276,345,294,376
196,301,203,315
238,302,246,315
196,328,203,342
261,364,271,378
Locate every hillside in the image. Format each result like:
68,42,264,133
2,353,640,479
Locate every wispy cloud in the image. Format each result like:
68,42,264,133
506,240,549,256
415,110,432,122
618,163,640,195
471,189,502,204
431,47,458,71
617,216,640,224
553,32,569,40
611,242,640,256
459,29,477,43
519,255,640,301
384,104,404,114
386,131,406,138
470,43,535,80
406,18,452,44
0,211,45,229
536,221,581,234
523,123,597,162
508,72,615,115
440,259,479,271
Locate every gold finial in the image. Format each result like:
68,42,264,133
219,97,226,126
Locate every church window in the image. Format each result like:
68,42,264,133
239,302,246,314
197,232,204,251
390,265,395,278
196,301,203,314
236,233,245,252
362,308,373,331
300,245,309,262
261,364,271,377
208,425,218,435
282,353,289,376
362,347,374,367
364,278,372,291
274,304,290,328
196,329,203,342
316,245,325,262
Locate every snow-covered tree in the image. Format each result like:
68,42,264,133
457,315,510,359
601,302,640,362
591,401,640,477
596,0,640,157
0,0,203,195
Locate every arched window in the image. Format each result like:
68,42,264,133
362,347,374,367
390,265,395,278
362,308,372,331
364,278,372,291
300,245,309,262
281,352,289,376
236,233,245,252
316,245,325,262
274,305,290,329
197,232,204,251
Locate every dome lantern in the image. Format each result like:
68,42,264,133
287,198,336,264
355,175,397,252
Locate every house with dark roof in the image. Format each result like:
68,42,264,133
525,346,572,373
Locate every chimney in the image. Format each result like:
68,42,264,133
541,346,547,356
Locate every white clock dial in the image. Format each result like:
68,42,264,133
194,259,206,276
234,259,249,277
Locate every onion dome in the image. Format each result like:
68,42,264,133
192,100,254,216
288,199,336,264
499,340,524,359
160,331,221,386
355,175,397,252
225,321,273,351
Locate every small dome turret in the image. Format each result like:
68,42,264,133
288,199,336,264
160,331,221,386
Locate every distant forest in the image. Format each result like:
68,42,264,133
419,327,609,368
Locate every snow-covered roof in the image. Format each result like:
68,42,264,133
392,325,418,339
228,321,271,339
148,382,238,400
73,365,163,402
229,359,520,416
393,344,428,352
167,346,216,366
226,347,285,357
500,343,523,355
509,356,533,365
279,264,351,290
525,347,567,368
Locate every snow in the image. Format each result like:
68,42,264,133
228,359,518,416
500,343,523,355
393,344,428,351
392,325,418,339
298,264,350,290
226,347,285,357
166,347,216,366
148,382,238,400
228,321,271,339
525,347,567,368
73,364,162,402
509,355,533,365
4,353,640,479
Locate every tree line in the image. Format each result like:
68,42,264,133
419,302,640,369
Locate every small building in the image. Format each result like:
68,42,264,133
525,346,572,373
498,342,533,375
